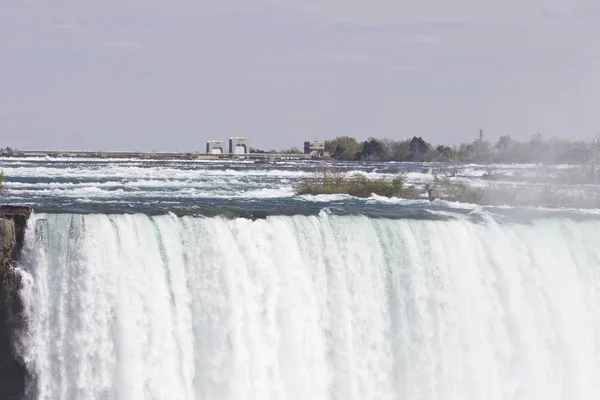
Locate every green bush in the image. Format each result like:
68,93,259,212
295,169,421,199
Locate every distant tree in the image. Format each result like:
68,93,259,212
435,145,456,161
325,136,363,160
473,140,493,162
409,137,429,157
455,138,493,162
383,139,411,161
530,132,543,144
457,142,475,162
495,135,514,153
358,138,387,160
0,171,4,191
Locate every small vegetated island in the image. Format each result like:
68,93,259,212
295,170,422,199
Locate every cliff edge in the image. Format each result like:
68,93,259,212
0,205,31,400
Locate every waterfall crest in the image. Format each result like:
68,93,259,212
17,213,600,400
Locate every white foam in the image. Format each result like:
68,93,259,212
17,213,600,399
298,194,355,202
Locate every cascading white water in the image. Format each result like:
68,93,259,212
16,212,600,400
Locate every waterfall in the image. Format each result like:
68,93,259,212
16,212,600,400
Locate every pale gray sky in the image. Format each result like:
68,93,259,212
1,0,599,151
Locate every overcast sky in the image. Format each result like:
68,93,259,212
1,0,599,151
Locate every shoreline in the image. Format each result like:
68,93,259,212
0,149,316,161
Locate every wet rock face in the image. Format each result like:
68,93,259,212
1,206,32,265
0,206,32,400
1,218,15,269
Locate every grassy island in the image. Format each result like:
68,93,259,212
295,170,421,199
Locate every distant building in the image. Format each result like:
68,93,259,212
229,137,250,154
206,140,226,154
304,141,326,157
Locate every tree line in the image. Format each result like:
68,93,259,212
323,134,597,165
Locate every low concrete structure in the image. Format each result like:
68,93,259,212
229,137,250,155
206,140,226,154
304,141,327,157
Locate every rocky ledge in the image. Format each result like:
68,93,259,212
0,205,32,400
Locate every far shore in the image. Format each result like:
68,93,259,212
0,149,315,161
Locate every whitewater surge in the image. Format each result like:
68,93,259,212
17,213,600,400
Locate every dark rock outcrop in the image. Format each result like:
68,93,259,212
0,205,32,400
427,187,440,201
